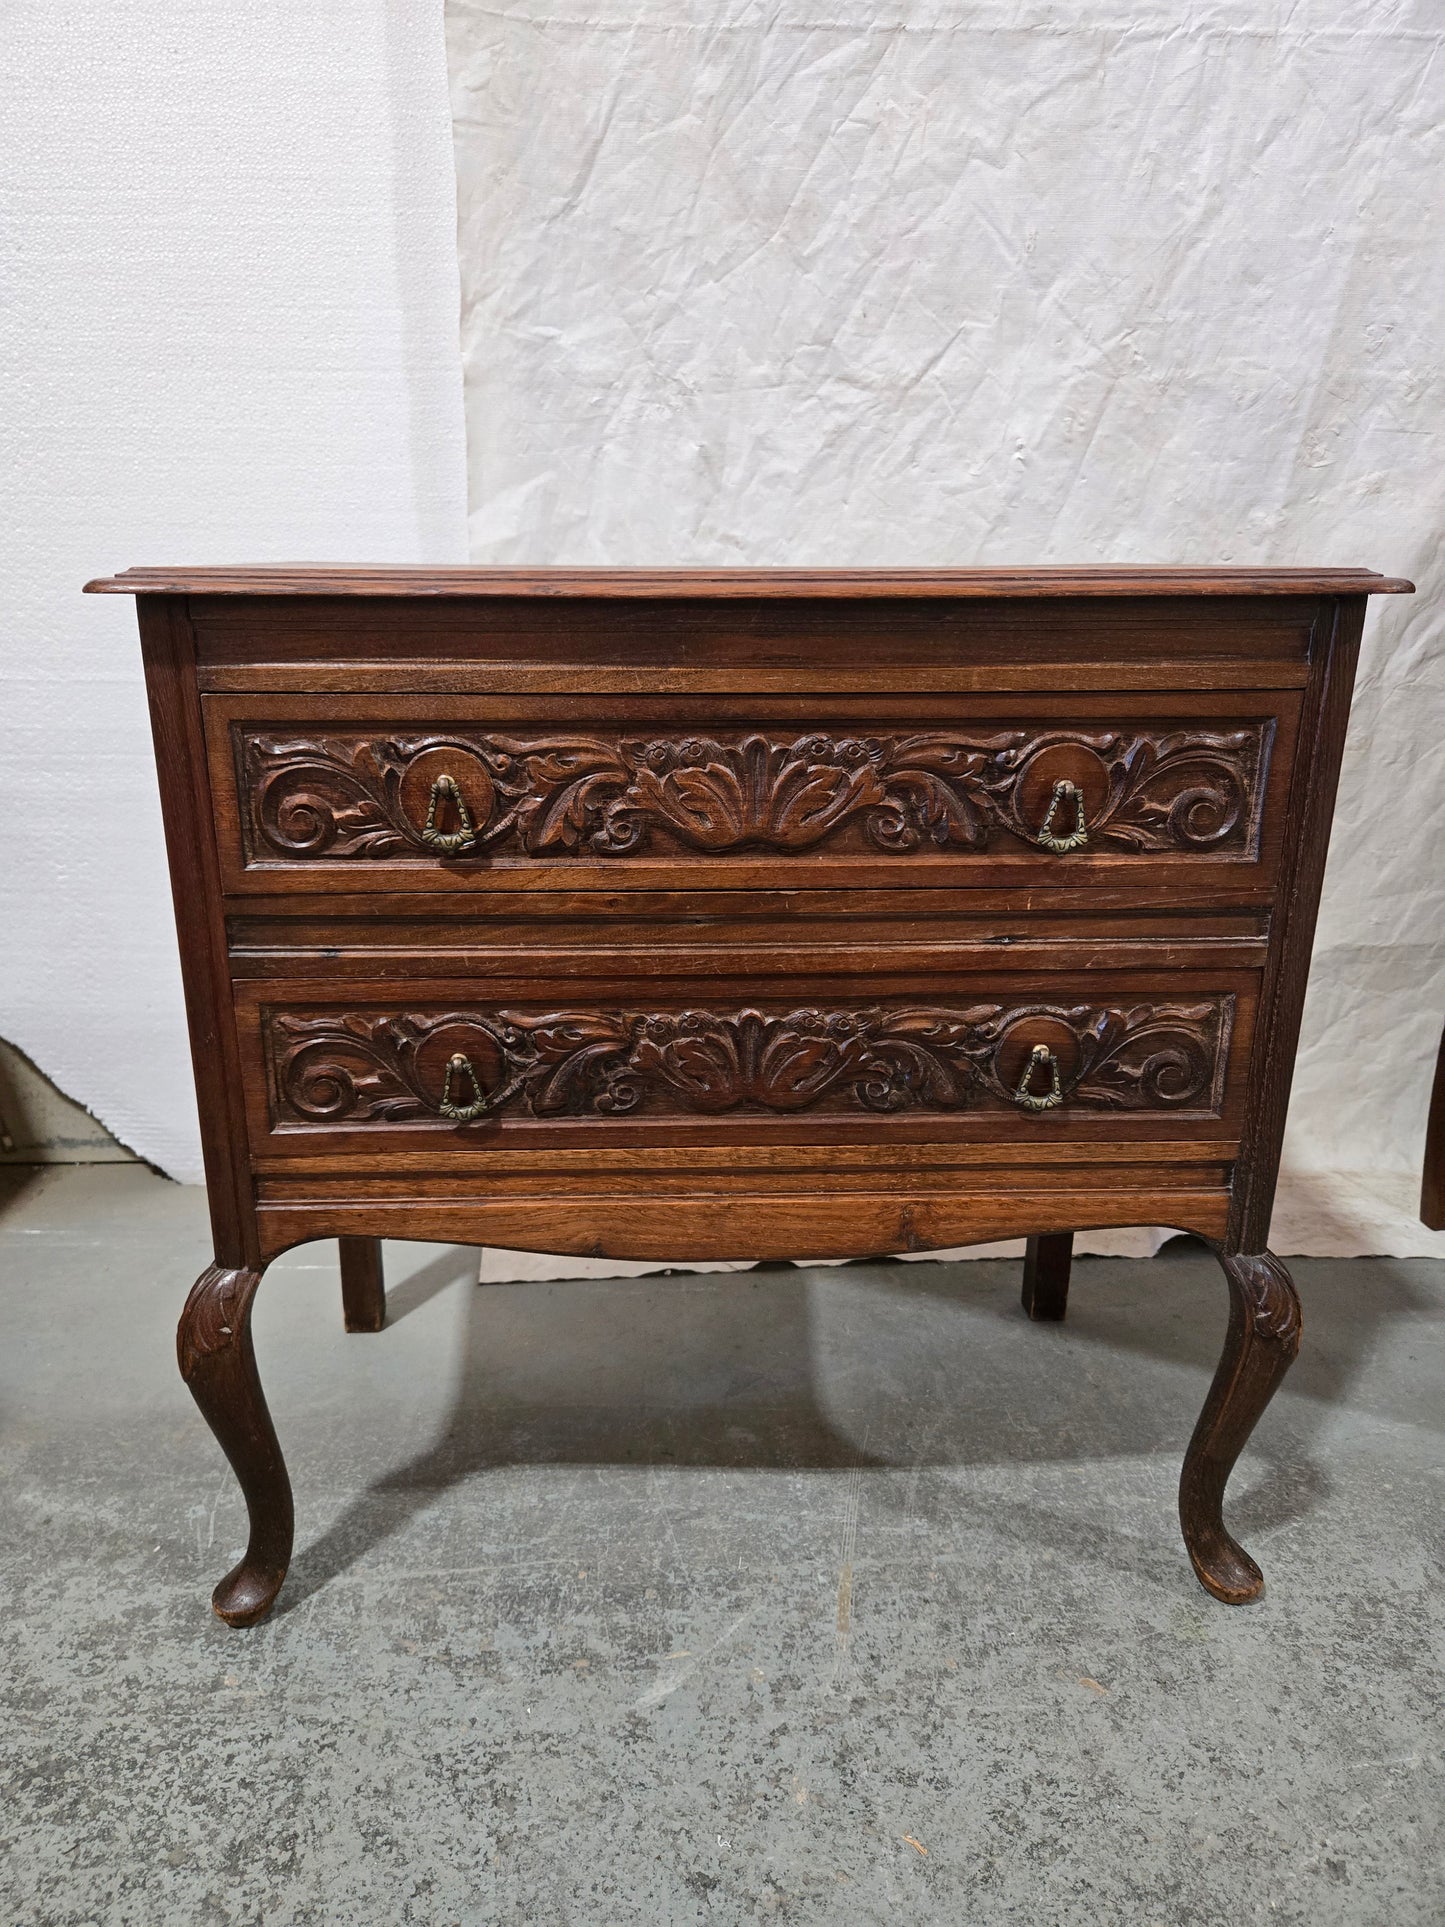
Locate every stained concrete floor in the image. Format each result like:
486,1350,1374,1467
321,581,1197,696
1,1165,1442,1926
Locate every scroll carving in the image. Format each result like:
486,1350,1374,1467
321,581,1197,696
177,1264,261,1379
1230,1250,1304,1350
240,725,1269,862
268,998,1231,1127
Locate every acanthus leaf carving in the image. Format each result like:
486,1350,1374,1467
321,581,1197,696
267,998,1231,1127
1231,1251,1304,1350
177,1264,262,1379
241,723,1269,862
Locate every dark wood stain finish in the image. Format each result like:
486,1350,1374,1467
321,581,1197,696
199,689,1301,900
89,564,1412,596
232,718,1272,863
1021,1232,1074,1321
339,1236,386,1332
98,564,1411,1625
264,995,1233,1127
1423,1025,1445,1231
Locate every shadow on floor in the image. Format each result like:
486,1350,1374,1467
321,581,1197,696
276,1232,1440,1614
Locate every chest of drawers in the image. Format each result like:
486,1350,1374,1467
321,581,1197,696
89,564,1411,1625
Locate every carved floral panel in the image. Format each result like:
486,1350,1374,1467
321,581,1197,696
266,998,1233,1128
237,723,1271,862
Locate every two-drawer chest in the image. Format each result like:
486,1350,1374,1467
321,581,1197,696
87,565,1412,1624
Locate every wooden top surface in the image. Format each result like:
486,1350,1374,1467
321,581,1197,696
85,565,1414,599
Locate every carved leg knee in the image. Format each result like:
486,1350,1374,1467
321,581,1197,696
1179,1249,1301,1604
177,1263,294,1626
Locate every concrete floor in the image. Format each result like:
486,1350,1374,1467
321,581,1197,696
1,1166,1442,1926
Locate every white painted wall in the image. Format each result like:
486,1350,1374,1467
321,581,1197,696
2,2,469,1180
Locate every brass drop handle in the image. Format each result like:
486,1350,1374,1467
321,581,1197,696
1013,1043,1064,1112
439,1052,489,1121
1035,778,1088,854
420,773,477,854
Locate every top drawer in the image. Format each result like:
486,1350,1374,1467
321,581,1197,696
201,690,1299,897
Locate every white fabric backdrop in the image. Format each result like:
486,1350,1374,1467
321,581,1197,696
447,0,1445,1264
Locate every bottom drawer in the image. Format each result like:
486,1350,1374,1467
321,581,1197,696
234,971,1255,1161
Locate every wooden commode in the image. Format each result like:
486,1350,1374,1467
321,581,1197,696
86,565,1412,1624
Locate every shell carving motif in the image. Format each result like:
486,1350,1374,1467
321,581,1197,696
241,725,1269,861
268,999,1232,1127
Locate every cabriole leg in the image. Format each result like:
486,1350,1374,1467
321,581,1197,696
1021,1232,1073,1321
177,1262,294,1627
1179,1248,1302,1604
339,1236,385,1332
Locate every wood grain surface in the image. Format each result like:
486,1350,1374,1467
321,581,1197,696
89,564,1414,596
119,567,1408,1621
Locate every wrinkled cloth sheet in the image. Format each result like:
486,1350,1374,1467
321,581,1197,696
448,0,1445,1270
